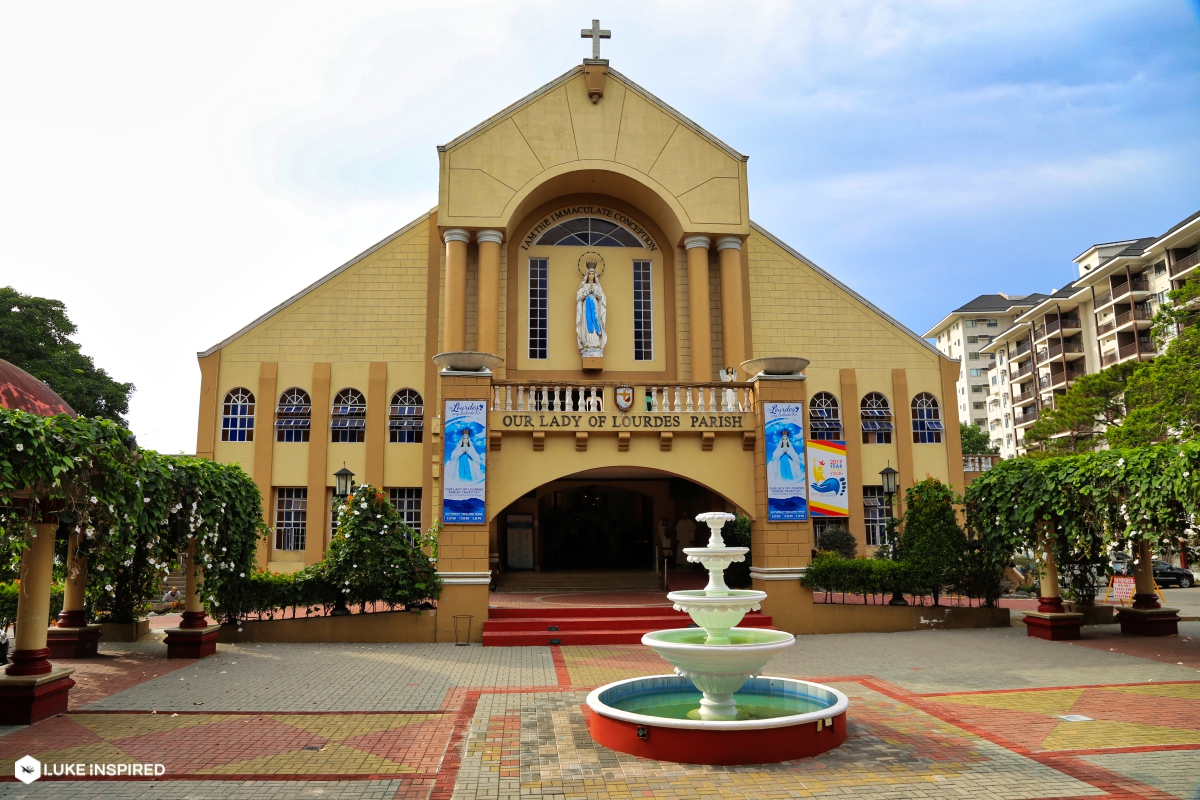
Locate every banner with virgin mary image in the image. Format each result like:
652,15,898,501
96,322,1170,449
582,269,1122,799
764,402,808,521
443,400,487,524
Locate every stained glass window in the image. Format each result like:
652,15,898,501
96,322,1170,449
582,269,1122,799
534,217,643,248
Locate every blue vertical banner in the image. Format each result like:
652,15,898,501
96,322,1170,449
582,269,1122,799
442,400,487,524
764,402,808,521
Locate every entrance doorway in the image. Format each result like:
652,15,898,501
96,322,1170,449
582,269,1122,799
539,486,654,570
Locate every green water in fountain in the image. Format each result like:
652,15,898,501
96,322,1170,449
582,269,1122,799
645,628,793,646
611,689,828,721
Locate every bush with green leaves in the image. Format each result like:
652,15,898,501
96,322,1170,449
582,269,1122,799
722,513,752,588
898,479,968,605
324,485,440,612
1,581,64,632
816,524,857,559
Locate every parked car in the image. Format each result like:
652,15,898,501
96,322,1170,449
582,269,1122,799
1153,561,1195,588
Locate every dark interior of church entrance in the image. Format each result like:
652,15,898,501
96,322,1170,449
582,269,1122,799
538,486,654,570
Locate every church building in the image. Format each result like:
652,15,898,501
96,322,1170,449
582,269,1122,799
193,36,964,638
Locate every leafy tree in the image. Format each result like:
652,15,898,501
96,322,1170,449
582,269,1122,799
959,422,998,455
0,287,133,423
816,524,858,558
1024,361,1137,454
1108,324,1200,448
1151,272,1200,345
897,478,966,605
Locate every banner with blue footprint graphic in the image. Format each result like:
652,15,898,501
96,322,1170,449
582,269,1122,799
764,402,807,521
807,440,849,517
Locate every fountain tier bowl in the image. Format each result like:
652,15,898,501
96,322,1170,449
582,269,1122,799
586,675,849,765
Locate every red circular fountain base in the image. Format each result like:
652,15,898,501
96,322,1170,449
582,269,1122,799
586,706,847,765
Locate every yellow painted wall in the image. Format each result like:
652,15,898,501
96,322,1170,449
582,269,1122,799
439,70,749,240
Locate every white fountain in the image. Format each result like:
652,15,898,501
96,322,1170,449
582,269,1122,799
586,512,849,764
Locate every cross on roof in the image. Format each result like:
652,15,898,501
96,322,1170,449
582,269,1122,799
581,19,610,60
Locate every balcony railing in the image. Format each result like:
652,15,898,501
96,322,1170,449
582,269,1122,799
1095,291,1112,308
1097,319,1115,336
1114,307,1153,328
1033,325,1046,341
1011,361,1035,380
1038,341,1084,361
1012,386,1036,405
1011,341,1032,357
1112,276,1150,300
1117,342,1156,361
490,381,755,414
1014,408,1039,426
1102,350,1118,367
963,455,999,474
1037,317,1081,340
1170,251,1198,277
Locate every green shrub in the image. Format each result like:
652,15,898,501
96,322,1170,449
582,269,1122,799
817,524,857,558
0,581,63,632
723,514,752,588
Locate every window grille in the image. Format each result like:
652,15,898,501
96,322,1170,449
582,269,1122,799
911,393,943,444
863,486,891,546
534,217,644,248
275,487,307,551
389,389,424,443
860,393,892,444
528,258,548,359
221,388,255,442
808,392,842,439
633,260,653,361
275,388,311,442
331,389,366,443
389,488,422,534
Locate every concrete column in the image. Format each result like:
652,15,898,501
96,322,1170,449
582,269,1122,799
57,531,87,628
715,237,746,372
685,236,713,381
1132,538,1161,610
476,230,503,356
7,523,57,675
443,229,471,353
180,541,208,628
1037,531,1064,612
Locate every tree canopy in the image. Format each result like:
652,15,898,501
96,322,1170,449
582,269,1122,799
959,422,998,455
1024,361,1137,454
0,287,134,423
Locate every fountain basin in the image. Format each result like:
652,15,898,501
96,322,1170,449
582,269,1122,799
665,590,767,643
586,675,849,764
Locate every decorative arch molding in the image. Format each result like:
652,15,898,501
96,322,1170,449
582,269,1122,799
485,457,755,523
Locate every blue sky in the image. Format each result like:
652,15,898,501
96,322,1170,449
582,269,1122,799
1,1,1197,451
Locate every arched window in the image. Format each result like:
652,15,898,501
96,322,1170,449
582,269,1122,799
331,389,366,443
389,389,424,443
809,392,842,440
860,392,892,445
221,388,255,442
534,217,645,247
912,393,943,444
276,388,311,443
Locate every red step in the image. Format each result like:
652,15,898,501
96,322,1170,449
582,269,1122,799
481,607,775,646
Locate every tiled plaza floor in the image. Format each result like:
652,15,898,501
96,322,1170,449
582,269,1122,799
1,623,1198,799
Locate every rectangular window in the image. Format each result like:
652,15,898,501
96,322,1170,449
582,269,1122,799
389,488,422,533
972,401,986,410
275,488,307,551
987,319,998,327
968,352,980,360
528,258,548,359
965,320,977,328
863,486,891,546
972,385,987,393
967,335,979,344
633,260,653,360
969,368,982,377
1153,261,1166,277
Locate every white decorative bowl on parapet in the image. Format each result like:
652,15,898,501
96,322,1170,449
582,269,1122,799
432,351,503,372
740,356,809,377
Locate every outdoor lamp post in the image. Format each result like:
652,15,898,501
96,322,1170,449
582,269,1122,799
880,464,907,606
334,465,355,498
330,464,357,617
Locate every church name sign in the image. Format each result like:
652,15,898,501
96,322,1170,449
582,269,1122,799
491,412,746,431
521,206,658,251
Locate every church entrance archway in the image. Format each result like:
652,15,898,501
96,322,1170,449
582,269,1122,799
493,468,732,587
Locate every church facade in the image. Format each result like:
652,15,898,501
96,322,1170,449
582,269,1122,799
193,59,964,637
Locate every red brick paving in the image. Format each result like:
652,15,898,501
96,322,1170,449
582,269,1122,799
111,715,328,772
341,717,456,770
59,651,194,709
0,716,101,761
1068,628,1200,669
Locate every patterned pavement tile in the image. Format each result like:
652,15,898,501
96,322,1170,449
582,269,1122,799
200,741,413,776
1083,750,1200,799
0,779,408,799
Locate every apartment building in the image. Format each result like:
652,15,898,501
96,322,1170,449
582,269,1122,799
923,295,1045,449
978,210,1200,455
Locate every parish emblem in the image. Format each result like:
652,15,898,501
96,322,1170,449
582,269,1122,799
614,385,634,412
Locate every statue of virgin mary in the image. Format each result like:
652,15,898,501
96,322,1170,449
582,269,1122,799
576,263,607,357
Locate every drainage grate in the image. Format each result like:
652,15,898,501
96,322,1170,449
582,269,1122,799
302,746,327,752
1058,715,1093,722
549,638,562,645
547,626,559,631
